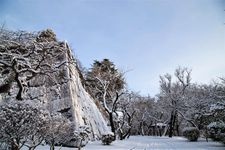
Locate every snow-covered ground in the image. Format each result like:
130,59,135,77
34,136,224,150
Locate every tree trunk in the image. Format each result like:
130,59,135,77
11,140,19,150
140,122,145,136
172,111,177,136
159,127,162,137
169,111,175,137
109,112,116,140
50,145,55,150
176,124,180,136
28,147,36,150
50,140,55,150
15,73,23,100
123,128,131,139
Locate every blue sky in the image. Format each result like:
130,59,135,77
0,0,224,96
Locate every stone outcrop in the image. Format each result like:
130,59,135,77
0,29,110,144
45,43,110,139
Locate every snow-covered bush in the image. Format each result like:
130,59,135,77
0,141,9,150
43,114,91,149
207,121,225,144
44,113,73,149
101,132,115,145
0,100,49,150
182,127,200,141
71,126,91,148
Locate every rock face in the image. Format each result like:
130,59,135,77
0,29,110,143
46,44,110,139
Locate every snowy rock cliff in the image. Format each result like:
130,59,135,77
0,29,110,142
46,43,110,139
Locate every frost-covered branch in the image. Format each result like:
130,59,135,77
0,29,74,100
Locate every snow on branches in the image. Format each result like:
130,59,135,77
0,100,49,150
0,100,87,150
0,29,75,100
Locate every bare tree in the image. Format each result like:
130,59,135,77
85,59,126,138
159,67,192,137
115,91,136,140
95,77,123,137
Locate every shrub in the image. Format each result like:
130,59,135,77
0,141,9,150
183,127,200,141
0,101,49,150
207,121,225,144
101,132,115,145
73,126,91,148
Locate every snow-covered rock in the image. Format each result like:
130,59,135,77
40,33,110,141
0,29,110,147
